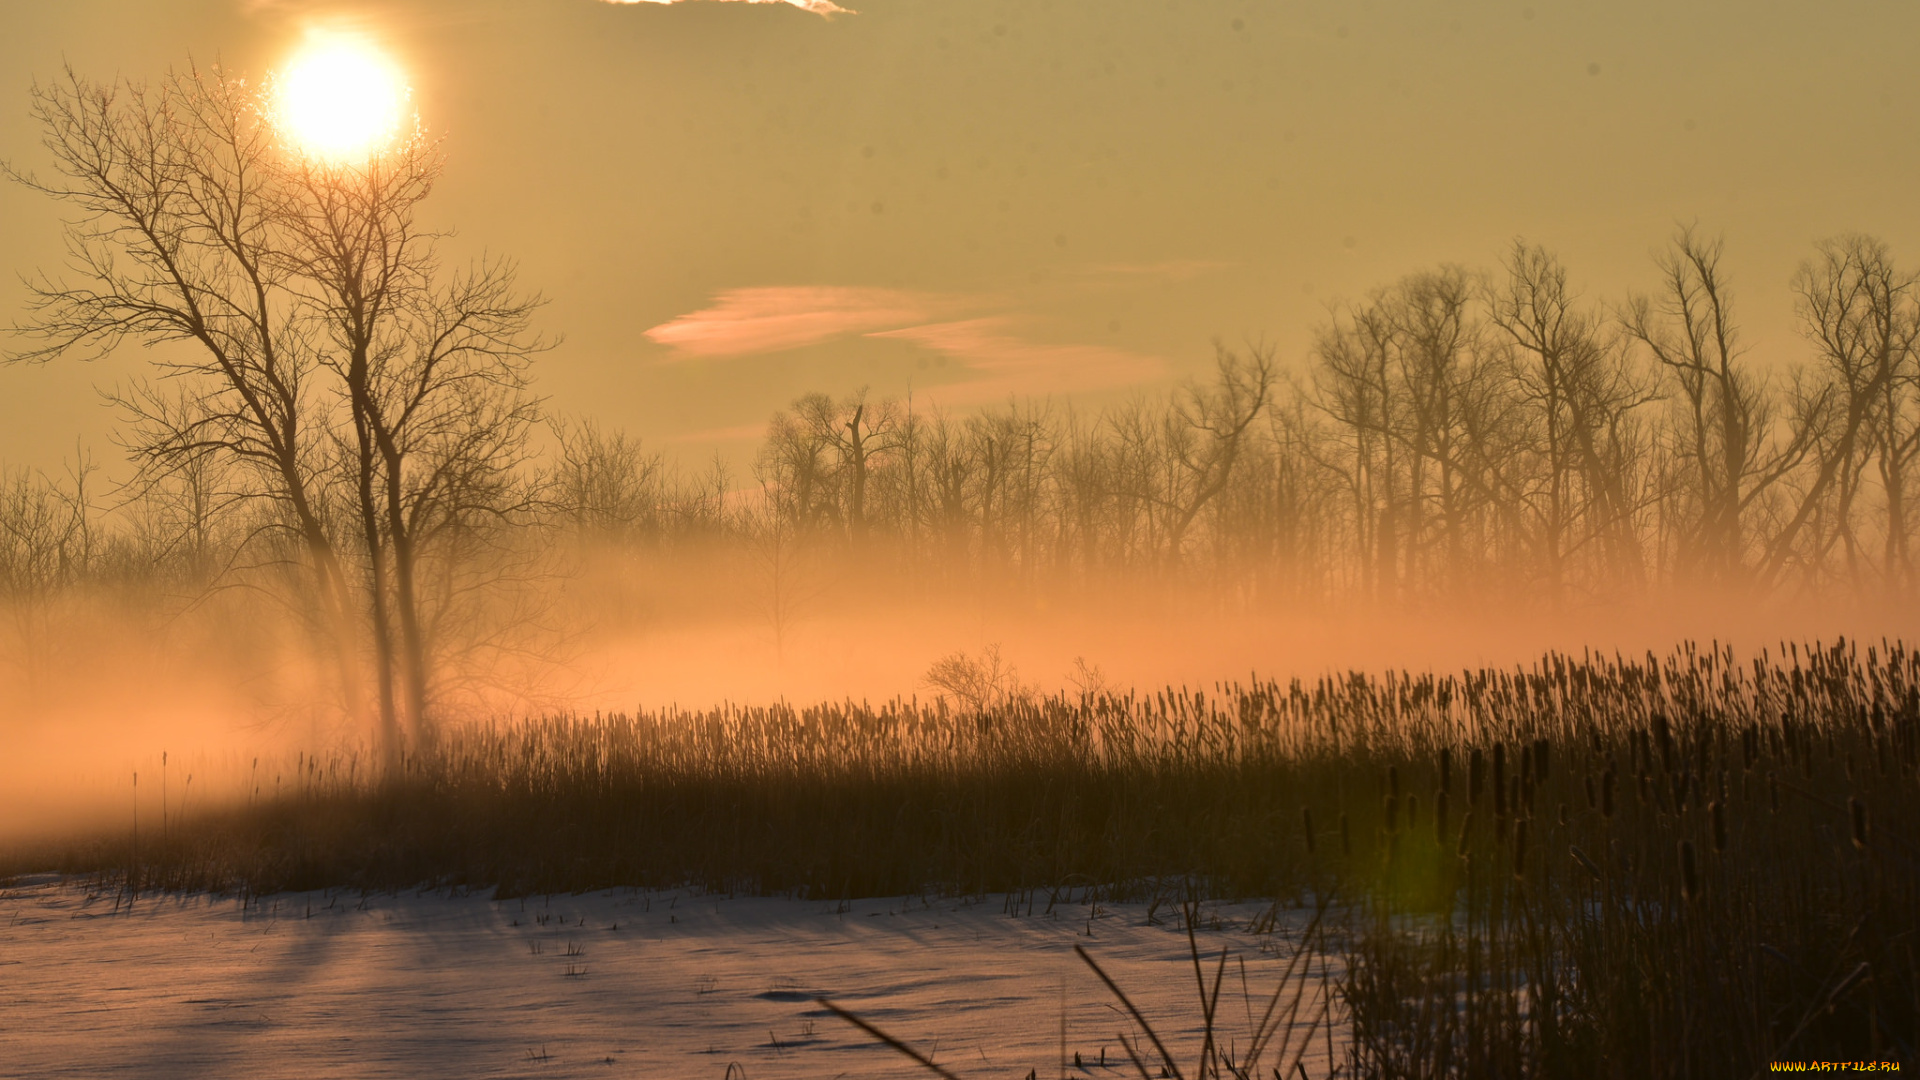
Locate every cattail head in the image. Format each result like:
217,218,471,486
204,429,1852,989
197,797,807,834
1387,764,1400,801
1710,800,1727,853
1439,747,1452,795
1513,818,1529,880
1534,737,1550,783
1679,839,1699,901
1457,810,1474,856
1301,807,1316,854
1469,747,1485,805
1557,802,1569,827
1570,844,1602,880
1849,797,1868,850
1384,794,1400,834
1653,713,1673,773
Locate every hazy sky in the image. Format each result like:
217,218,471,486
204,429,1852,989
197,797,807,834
3,0,1917,476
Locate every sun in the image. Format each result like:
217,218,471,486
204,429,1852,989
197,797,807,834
273,35,409,161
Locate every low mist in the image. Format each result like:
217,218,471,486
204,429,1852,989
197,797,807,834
5,531,1916,845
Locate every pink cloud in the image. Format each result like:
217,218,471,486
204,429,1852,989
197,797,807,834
601,0,852,15
871,318,1166,403
645,287,960,358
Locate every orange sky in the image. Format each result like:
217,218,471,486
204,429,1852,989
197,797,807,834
4,0,1919,477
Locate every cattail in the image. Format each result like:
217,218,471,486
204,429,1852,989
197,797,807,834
1601,767,1616,818
1493,743,1508,817
1470,747,1486,805
1301,807,1316,854
1653,713,1673,773
1384,794,1400,834
1534,737,1550,783
1457,811,1475,856
1710,800,1726,853
1435,789,1450,841
1557,802,1569,827
1513,818,1529,879
1439,747,1453,795
1570,844,1602,880
1827,962,1872,1013
1584,774,1597,810
1679,839,1699,901
1849,797,1869,850
1339,813,1352,857
1388,764,1400,801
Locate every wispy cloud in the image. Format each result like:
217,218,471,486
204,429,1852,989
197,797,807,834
645,287,965,358
871,318,1166,403
645,271,1179,403
600,0,854,15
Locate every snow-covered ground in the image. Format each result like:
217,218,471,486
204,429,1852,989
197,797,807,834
0,877,1344,1079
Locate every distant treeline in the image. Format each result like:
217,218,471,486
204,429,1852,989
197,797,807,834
8,232,1920,713
5,229,1917,726
731,231,1920,608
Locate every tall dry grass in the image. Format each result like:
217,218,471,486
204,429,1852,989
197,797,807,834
8,637,1914,1073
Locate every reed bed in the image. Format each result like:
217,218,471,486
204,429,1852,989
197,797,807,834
10,637,1915,1074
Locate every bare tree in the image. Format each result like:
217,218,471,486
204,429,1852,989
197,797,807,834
740,469,825,657
276,135,547,753
1622,227,1816,589
0,466,92,687
1775,235,1920,594
9,61,546,769
1312,297,1403,601
1490,241,1657,601
1160,342,1276,569
5,63,364,721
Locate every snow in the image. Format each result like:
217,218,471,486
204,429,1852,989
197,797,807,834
0,878,1343,1079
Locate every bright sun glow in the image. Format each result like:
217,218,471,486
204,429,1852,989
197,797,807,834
274,36,409,161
